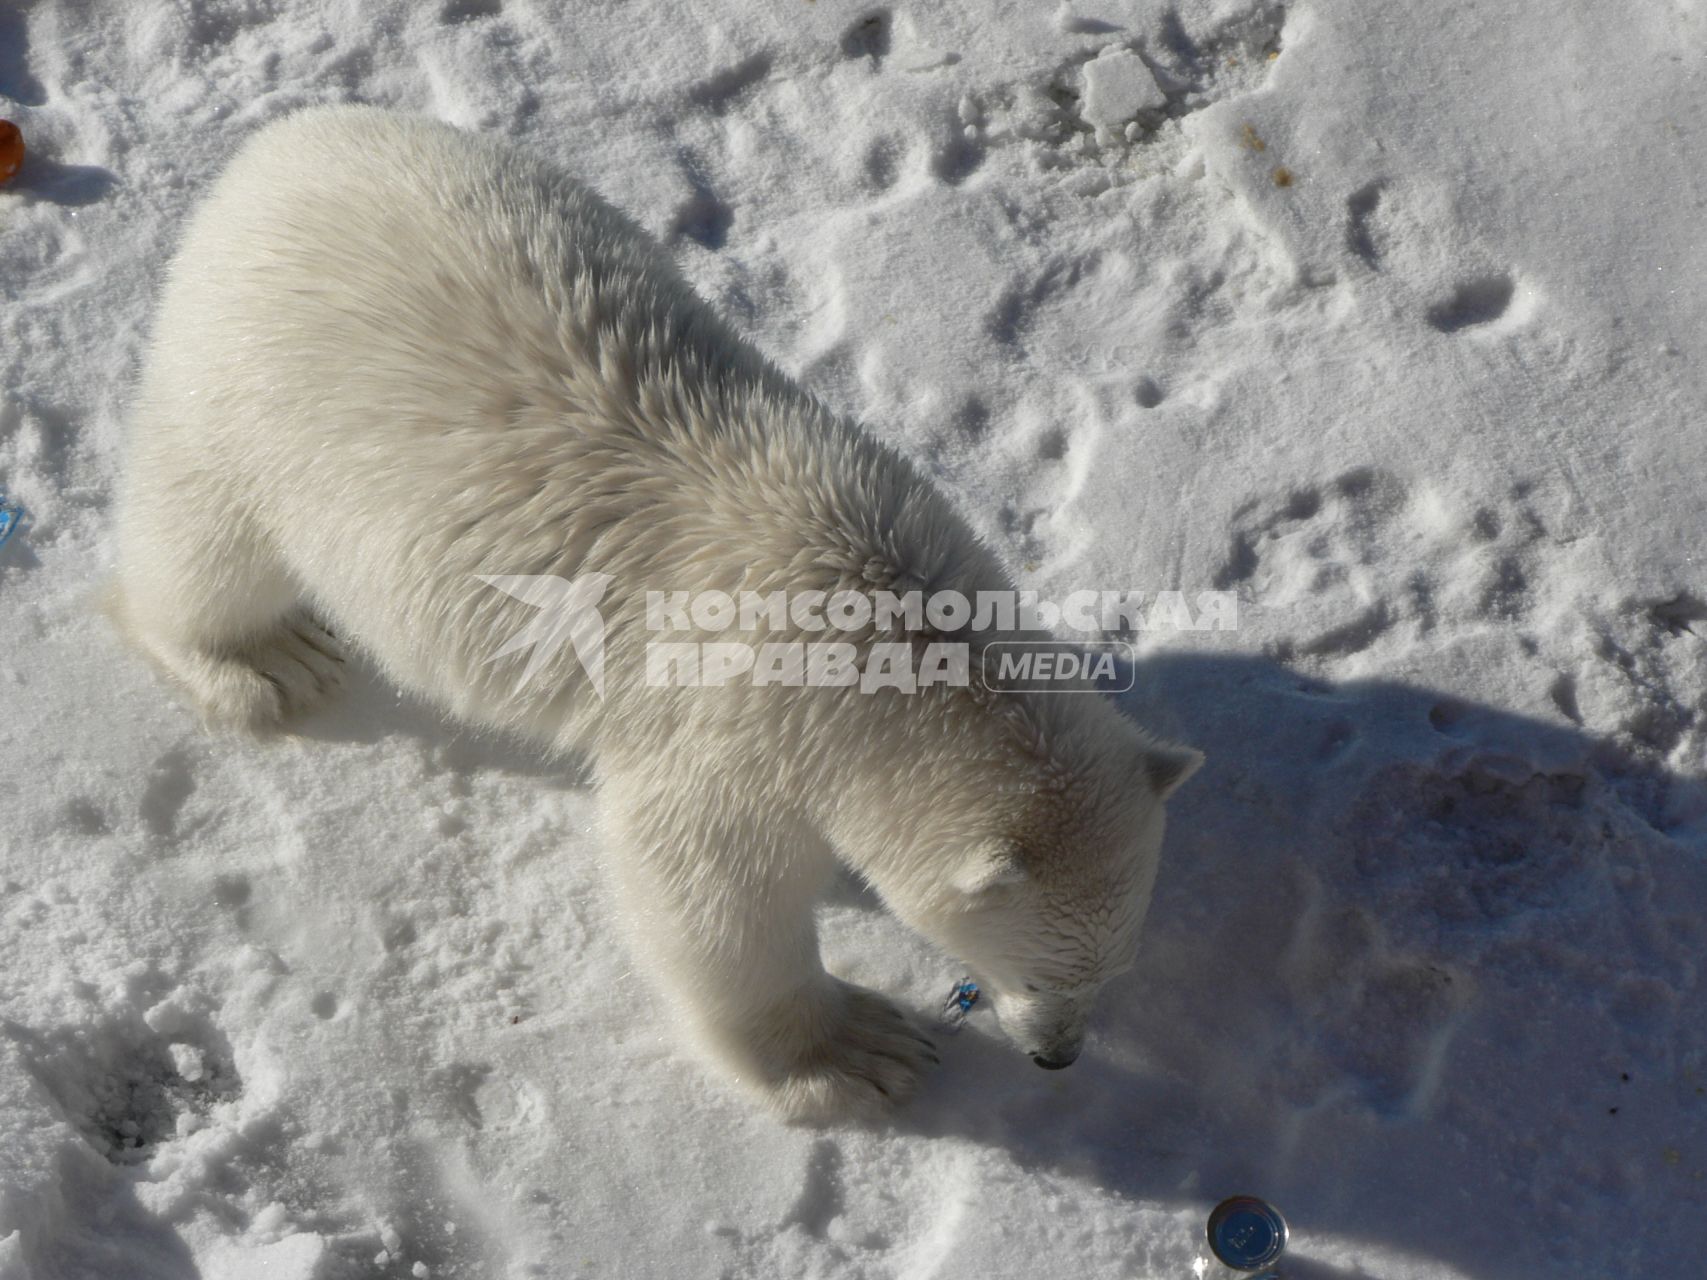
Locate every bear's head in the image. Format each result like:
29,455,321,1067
837,691,1200,1070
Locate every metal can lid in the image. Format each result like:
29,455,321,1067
1206,1196,1288,1271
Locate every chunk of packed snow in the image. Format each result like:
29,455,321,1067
1080,47,1166,143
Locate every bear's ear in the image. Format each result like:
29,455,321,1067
951,841,1029,896
1143,743,1204,799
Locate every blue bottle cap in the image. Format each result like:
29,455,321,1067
1207,1195,1288,1271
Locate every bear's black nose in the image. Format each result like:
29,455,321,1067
1032,1052,1077,1070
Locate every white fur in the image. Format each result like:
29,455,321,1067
112,107,1201,1122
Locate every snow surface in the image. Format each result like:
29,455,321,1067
2,1,1705,1277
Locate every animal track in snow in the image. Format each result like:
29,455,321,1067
1427,273,1516,333
1213,469,1393,597
140,747,198,840
997,500,1051,566
987,254,1097,351
1276,893,1473,1117
686,52,774,114
972,390,1102,572
1646,591,1707,638
951,394,991,438
670,152,735,249
931,125,985,187
1345,180,1385,267
711,1139,976,1276
1572,594,1707,768
781,1138,848,1238
840,11,892,67
1335,180,1538,337
181,0,279,47
61,796,109,836
1216,470,1569,671
1348,760,1593,925
10,997,241,1164
213,873,252,909
859,135,903,191
435,1061,496,1128
1326,748,1696,1055
1295,600,1394,660
439,0,502,23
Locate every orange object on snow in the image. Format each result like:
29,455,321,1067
0,120,23,185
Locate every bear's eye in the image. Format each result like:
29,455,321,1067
1023,982,1039,993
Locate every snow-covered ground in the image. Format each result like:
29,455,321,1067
2,1,1704,1276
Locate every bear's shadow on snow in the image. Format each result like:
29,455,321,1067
892,649,1704,1280
296,652,589,784
290,642,1703,1277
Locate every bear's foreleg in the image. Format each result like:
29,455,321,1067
600,773,939,1123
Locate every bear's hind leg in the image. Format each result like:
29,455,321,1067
111,488,344,731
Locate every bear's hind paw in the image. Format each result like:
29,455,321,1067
135,610,347,732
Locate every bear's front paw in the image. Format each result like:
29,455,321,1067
756,980,939,1124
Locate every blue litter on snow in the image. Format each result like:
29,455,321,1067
940,978,980,1033
1207,1195,1289,1272
0,494,23,553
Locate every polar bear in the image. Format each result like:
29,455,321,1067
111,107,1200,1121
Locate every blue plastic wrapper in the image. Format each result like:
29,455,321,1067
939,978,980,1034
0,493,23,553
